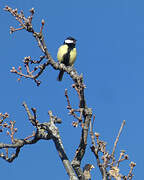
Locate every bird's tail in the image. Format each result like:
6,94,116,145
57,70,64,81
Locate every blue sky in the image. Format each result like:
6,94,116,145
0,0,143,179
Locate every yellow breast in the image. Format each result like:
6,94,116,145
69,48,77,66
57,44,77,66
57,45,68,62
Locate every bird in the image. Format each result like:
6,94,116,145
57,36,77,81
83,164,95,180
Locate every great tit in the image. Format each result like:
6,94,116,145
57,37,77,81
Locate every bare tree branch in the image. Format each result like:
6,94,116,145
3,6,136,180
111,120,126,164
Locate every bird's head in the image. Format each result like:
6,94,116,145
64,37,77,45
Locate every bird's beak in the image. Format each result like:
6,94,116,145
74,39,77,44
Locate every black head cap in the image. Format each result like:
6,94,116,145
66,37,77,41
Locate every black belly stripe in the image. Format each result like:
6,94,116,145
62,45,74,66
62,52,70,66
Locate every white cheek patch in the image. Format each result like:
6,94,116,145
65,39,74,44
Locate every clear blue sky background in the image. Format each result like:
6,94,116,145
0,0,143,179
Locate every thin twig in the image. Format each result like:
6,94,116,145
111,120,126,161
